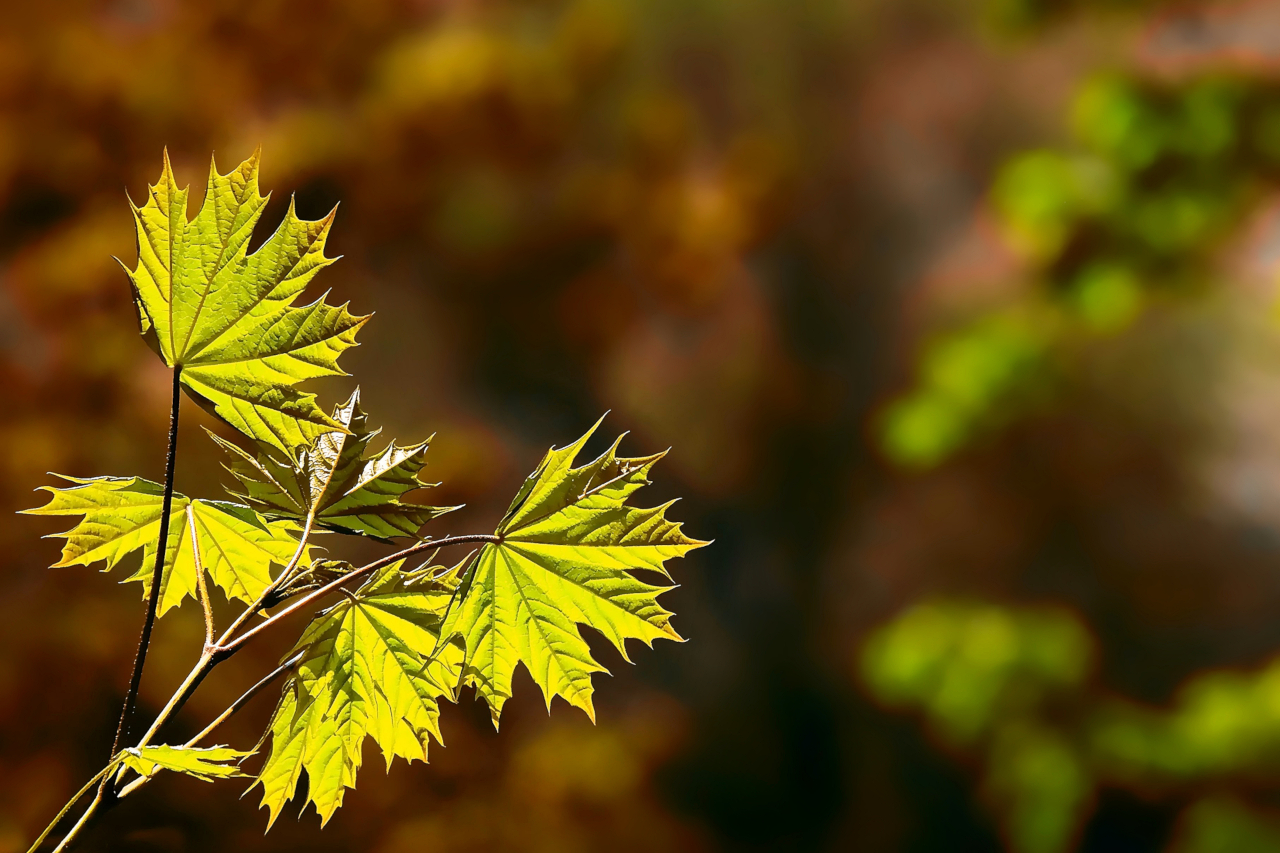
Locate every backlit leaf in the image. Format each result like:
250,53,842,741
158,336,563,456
125,149,368,454
254,561,463,826
23,475,307,615
442,417,706,727
212,388,456,540
122,744,252,782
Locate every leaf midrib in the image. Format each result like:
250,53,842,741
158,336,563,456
183,235,329,364
177,180,259,359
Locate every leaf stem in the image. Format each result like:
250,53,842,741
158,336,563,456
187,505,215,650
35,531,495,852
126,649,215,774
126,512,316,759
131,528,492,762
217,512,316,645
114,651,304,802
36,646,308,848
104,365,182,789
186,652,304,748
220,533,498,654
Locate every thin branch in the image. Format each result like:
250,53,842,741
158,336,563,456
187,504,215,650
40,530,496,851
124,645,213,778
126,512,317,758
132,530,494,757
24,761,119,853
219,533,499,654
103,365,182,794
215,512,315,647
187,652,303,748
114,652,304,802
47,795,98,853
100,514,316,801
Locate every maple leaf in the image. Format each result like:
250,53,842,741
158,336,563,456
121,744,251,782
124,149,368,454
23,475,307,616
254,561,463,826
441,417,707,728
210,388,456,540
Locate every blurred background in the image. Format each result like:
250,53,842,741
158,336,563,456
9,0,1280,851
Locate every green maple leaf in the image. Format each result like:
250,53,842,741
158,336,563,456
210,388,456,540
441,418,707,727
124,149,368,454
23,475,308,616
255,561,463,826
121,744,251,782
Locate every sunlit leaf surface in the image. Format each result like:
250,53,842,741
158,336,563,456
212,388,455,540
443,418,706,727
125,150,368,454
255,561,463,825
24,475,307,615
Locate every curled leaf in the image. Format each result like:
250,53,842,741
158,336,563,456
213,388,456,540
122,744,252,782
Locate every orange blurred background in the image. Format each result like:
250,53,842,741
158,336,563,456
11,1,1280,851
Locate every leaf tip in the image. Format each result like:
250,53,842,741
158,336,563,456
682,534,714,554
488,701,503,732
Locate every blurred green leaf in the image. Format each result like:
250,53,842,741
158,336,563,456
1172,798,1280,853
1072,76,1163,168
983,724,1091,853
1176,80,1240,160
1092,660,1280,781
1070,262,1143,333
860,600,1093,743
879,314,1051,469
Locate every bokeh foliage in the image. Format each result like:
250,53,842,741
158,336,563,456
864,2,1280,851
882,72,1280,467
863,600,1280,853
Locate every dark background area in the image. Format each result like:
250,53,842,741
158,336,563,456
7,1,1280,851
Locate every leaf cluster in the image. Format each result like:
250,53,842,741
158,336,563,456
23,150,706,836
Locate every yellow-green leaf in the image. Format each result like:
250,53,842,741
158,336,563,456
124,149,368,454
255,561,463,826
23,475,308,615
121,744,251,782
442,417,706,727
212,388,456,540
